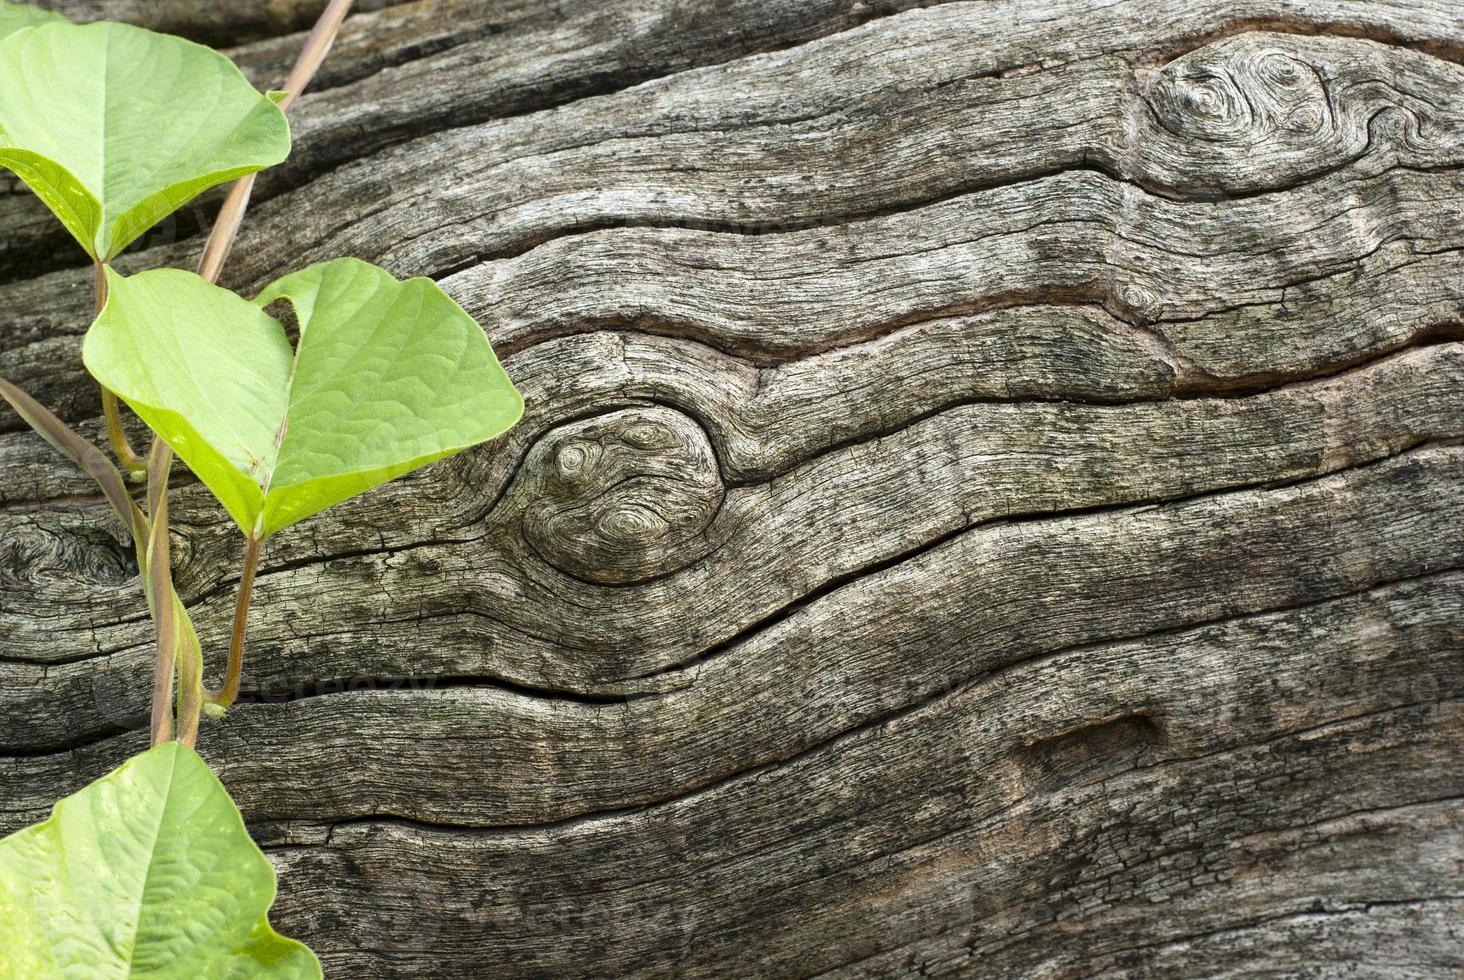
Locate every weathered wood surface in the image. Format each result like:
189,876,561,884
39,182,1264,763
2,0,1462,975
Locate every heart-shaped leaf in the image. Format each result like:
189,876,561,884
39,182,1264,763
84,258,524,538
0,742,321,978
0,1,63,40
0,20,289,260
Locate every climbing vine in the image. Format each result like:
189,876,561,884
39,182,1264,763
0,3,522,975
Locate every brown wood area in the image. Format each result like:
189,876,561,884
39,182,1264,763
2,1,1461,975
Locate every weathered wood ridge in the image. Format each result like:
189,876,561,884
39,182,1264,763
2,0,1462,975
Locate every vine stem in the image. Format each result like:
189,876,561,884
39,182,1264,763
95,262,147,475
147,617,175,745
211,535,262,708
191,0,355,711
11,2,359,746
146,441,190,746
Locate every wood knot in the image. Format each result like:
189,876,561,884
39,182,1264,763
1111,279,1161,321
519,407,724,584
1143,42,1332,148
1132,34,1451,194
0,518,135,588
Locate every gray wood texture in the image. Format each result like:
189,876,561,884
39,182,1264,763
2,0,1462,976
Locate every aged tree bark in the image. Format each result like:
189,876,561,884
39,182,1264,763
2,0,1462,976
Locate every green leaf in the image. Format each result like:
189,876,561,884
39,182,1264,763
0,743,321,978
0,20,289,260
0,1,64,40
84,258,525,538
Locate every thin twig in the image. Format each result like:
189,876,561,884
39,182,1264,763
174,603,203,747
145,441,178,745
147,440,205,747
277,0,355,113
194,182,253,286
197,0,354,283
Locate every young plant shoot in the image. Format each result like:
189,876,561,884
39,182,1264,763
85,259,523,708
0,10,290,469
0,2,523,975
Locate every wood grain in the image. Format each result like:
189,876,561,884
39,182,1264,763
1,1,1460,976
